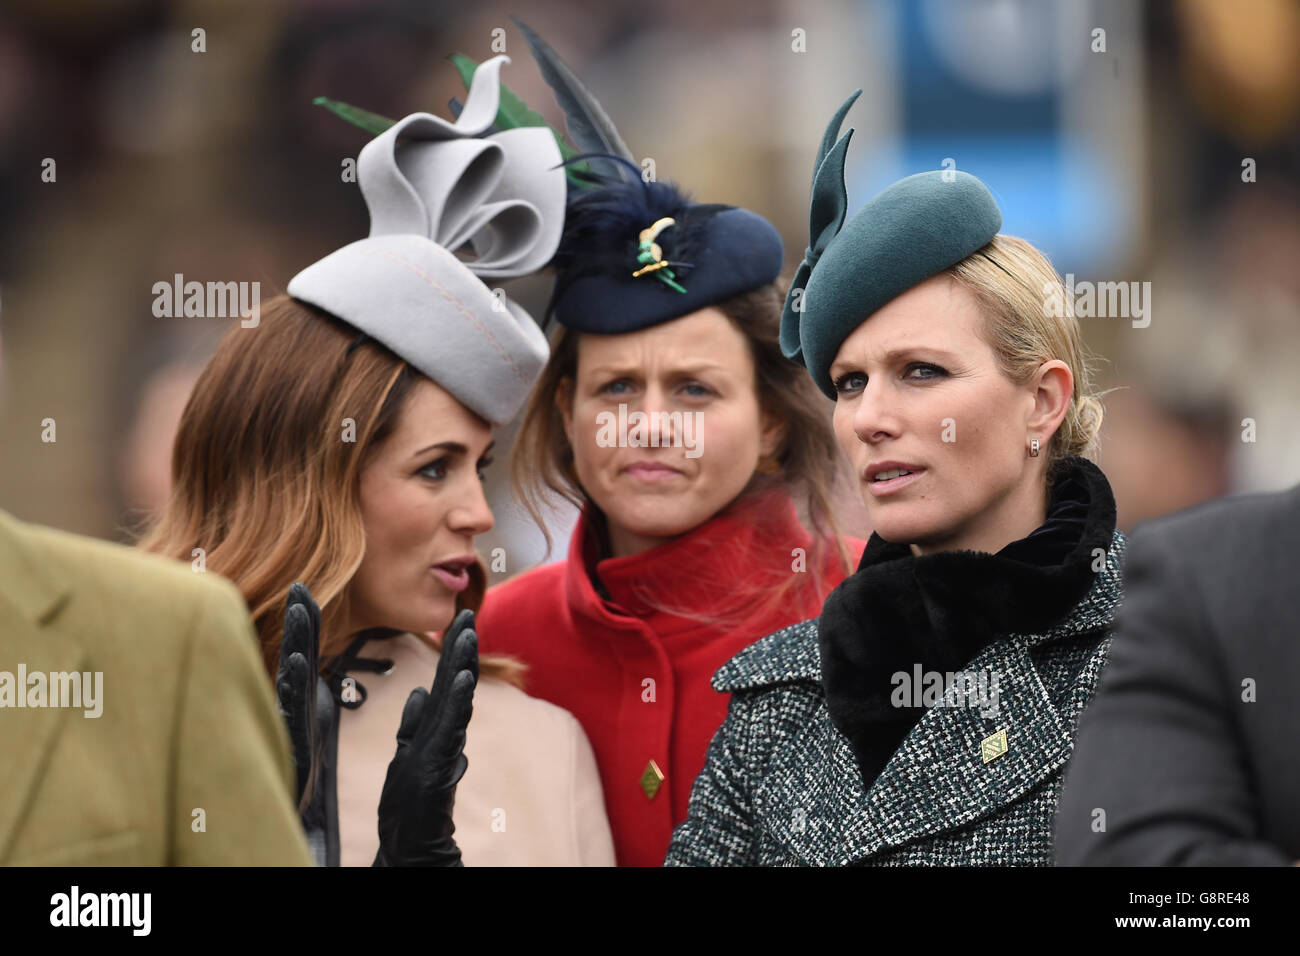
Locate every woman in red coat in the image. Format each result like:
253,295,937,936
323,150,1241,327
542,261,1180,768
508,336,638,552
476,161,866,865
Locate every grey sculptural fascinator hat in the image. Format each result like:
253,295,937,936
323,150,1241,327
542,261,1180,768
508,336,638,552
287,55,564,425
781,90,1003,399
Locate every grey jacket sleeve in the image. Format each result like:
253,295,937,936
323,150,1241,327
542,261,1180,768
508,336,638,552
664,692,761,866
1054,519,1292,866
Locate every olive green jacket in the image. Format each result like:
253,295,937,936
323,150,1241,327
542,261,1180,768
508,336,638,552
0,510,313,865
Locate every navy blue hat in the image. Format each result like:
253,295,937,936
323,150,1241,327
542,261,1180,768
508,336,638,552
547,169,785,333
502,18,784,334
781,90,1003,399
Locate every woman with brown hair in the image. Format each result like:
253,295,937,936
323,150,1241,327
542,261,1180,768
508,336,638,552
141,58,615,866
469,27,867,866
474,162,866,865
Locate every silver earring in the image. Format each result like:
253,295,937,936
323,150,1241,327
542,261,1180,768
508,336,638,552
1029,438,1040,458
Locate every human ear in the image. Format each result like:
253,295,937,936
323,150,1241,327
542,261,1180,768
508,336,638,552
1028,360,1073,440
759,406,788,459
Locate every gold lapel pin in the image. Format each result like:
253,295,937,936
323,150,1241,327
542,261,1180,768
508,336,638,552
640,759,666,800
981,729,1009,763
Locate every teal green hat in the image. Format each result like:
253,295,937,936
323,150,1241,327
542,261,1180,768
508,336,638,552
781,90,1002,399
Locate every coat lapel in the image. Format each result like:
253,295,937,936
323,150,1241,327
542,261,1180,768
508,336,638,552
728,530,1124,867
842,637,1072,864
752,636,1072,866
0,513,84,863
823,532,1124,864
752,696,870,867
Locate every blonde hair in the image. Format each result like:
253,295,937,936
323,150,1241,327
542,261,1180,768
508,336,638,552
946,235,1105,477
139,294,524,687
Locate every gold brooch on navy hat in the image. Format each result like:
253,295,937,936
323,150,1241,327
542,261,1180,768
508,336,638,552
508,18,783,334
631,217,688,293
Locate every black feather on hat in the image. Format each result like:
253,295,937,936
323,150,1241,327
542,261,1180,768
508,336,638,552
509,16,785,334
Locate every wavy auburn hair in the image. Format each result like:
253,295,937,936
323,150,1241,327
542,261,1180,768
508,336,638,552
139,294,520,684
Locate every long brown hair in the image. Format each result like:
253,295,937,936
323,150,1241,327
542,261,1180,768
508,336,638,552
140,293,521,684
512,281,855,620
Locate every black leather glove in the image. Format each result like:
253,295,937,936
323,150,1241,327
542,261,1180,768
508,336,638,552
373,608,479,867
275,582,333,864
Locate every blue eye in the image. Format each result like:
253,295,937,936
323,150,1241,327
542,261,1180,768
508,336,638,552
682,382,714,398
601,379,632,395
834,372,867,395
907,363,947,380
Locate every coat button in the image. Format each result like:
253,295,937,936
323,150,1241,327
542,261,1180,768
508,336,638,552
640,759,666,800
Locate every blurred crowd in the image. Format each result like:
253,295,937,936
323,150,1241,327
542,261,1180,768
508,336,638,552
2,0,1298,568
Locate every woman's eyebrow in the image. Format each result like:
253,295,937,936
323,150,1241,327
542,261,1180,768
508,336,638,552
411,439,497,460
882,346,958,363
584,364,639,378
667,362,727,376
412,441,466,458
586,360,728,376
832,346,958,375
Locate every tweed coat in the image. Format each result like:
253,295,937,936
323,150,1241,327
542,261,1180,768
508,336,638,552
665,527,1126,867
0,509,314,865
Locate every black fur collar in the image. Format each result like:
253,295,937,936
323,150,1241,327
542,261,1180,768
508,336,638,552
817,455,1117,790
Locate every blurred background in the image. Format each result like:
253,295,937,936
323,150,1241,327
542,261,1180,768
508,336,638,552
1,0,1298,578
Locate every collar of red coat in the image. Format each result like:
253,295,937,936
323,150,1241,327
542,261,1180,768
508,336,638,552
563,486,818,628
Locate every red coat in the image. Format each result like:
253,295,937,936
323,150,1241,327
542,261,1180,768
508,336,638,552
476,489,866,866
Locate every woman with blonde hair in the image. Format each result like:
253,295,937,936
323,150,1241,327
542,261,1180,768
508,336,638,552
667,90,1122,866
142,57,614,866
